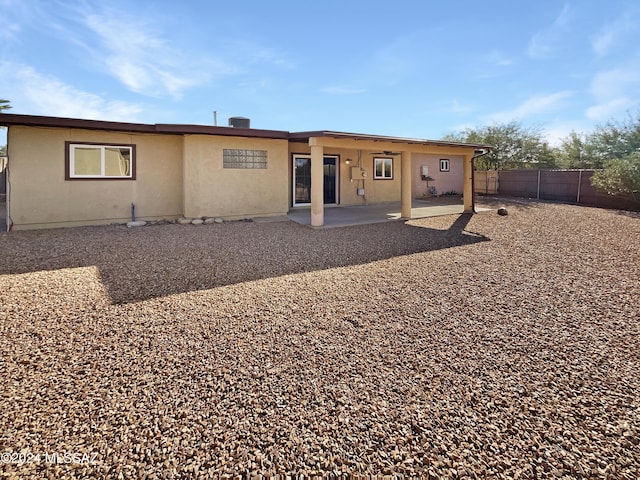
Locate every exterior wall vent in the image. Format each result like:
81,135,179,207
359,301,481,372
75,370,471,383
228,117,251,128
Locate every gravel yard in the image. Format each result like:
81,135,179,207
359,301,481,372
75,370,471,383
1,198,639,479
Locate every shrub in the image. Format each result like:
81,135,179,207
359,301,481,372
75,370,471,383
591,151,640,203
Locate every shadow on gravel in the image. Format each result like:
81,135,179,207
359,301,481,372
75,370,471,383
0,213,489,304
616,209,640,219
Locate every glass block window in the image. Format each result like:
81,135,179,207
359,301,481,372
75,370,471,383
223,149,268,169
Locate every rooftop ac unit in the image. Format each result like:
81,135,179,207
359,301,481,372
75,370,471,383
228,117,251,128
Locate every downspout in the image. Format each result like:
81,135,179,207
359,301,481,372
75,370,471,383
471,148,490,213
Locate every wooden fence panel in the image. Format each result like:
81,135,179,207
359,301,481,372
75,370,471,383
539,170,579,202
474,170,498,195
497,170,539,198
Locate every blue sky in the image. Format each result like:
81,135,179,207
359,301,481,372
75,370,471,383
1,0,639,146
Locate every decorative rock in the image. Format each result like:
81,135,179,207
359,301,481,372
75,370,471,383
1,199,638,478
497,207,508,216
204,218,217,225
126,221,147,228
214,217,224,224
177,217,192,225
191,219,204,225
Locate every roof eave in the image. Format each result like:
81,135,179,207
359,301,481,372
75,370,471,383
0,114,289,139
0,113,156,133
290,130,492,150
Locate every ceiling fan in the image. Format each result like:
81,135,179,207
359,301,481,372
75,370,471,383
369,150,401,156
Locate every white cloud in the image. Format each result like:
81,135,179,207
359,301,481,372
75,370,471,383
592,31,615,57
79,9,293,100
486,91,574,123
586,97,636,121
82,11,226,99
590,66,640,100
591,11,637,57
544,121,592,147
0,22,20,40
527,4,571,59
1,62,143,121
586,63,640,120
0,0,27,41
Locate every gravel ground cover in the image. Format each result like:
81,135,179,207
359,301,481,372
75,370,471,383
0,198,639,479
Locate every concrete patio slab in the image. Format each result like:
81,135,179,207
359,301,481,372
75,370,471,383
287,197,488,228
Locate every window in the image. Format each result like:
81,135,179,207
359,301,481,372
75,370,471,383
223,149,267,169
440,159,450,172
66,142,135,180
373,157,393,179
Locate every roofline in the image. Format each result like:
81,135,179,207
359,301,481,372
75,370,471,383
289,130,492,150
0,114,289,139
0,114,491,149
0,113,157,133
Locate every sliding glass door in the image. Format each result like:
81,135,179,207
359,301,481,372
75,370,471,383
292,155,338,206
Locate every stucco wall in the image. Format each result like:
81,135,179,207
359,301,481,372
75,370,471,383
288,145,402,206
7,126,183,230
412,154,464,198
183,135,289,219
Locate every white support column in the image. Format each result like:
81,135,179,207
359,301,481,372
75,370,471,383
463,153,474,213
401,151,412,219
310,143,324,227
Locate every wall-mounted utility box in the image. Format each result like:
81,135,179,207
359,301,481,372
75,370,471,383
357,188,365,196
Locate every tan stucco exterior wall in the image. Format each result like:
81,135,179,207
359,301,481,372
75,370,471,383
412,154,464,198
7,126,183,230
6,124,479,230
183,135,289,219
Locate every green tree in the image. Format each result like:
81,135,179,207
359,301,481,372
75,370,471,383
0,99,10,155
589,113,640,166
591,151,640,203
443,121,558,170
556,131,599,169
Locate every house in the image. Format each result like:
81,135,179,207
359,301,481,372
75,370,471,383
0,114,490,231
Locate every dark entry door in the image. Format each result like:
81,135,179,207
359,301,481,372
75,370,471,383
293,155,338,206
323,157,336,204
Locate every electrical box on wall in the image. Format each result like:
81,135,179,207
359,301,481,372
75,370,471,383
351,166,366,180
421,165,433,181
357,188,365,196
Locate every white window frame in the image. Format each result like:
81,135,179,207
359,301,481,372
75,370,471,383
440,159,450,172
373,157,393,180
67,143,135,179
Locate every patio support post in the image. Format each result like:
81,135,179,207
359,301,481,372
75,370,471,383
463,153,474,213
310,142,324,227
401,151,412,219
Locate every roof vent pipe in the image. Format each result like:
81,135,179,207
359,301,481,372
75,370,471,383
228,117,250,128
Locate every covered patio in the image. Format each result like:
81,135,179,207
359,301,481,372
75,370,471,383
288,131,491,227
